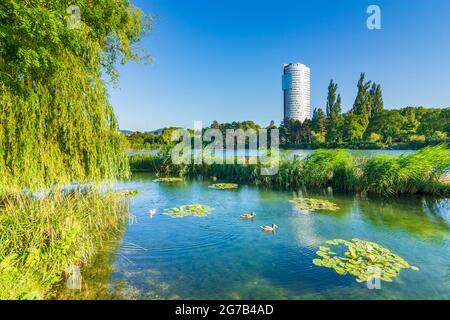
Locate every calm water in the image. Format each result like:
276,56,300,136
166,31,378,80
66,173,450,300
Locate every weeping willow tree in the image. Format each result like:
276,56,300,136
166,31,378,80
0,0,152,191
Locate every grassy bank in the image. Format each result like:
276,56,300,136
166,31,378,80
0,190,129,299
129,145,450,196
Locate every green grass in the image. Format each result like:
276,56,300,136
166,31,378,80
0,190,128,299
129,145,450,196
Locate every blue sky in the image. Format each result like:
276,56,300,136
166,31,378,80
110,0,450,131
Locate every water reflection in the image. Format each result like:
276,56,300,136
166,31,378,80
59,173,450,299
358,196,450,239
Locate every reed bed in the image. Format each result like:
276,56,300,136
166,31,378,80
129,145,450,196
0,190,129,299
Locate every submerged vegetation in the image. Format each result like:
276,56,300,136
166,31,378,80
129,145,450,196
290,198,340,212
116,189,142,197
209,183,239,190
0,190,129,299
164,204,214,218
154,177,183,182
313,239,419,283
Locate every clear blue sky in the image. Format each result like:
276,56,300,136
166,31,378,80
110,0,450,131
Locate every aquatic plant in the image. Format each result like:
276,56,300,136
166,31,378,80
0,1,153,192
302,149,357,191
116,189,142,197
208,183,239,190
0,190,129,299
290,198,339,212
154,177,183,182
164,204,214,218
312,238,419,283
362,144,450,196
128,145,450,196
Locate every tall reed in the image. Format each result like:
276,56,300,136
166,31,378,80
0,190,129,299
129,145,450,196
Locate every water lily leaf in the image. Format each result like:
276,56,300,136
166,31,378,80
312,238,419,284
312,259,323,267
208,183,239,190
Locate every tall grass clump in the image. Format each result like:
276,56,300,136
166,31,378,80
362,144,450,196
301,149,358,191
0,190,129,299
129,146,449,196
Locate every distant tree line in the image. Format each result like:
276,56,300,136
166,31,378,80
124,73,449,150
279,73,449,149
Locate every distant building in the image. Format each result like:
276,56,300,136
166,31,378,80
282,63,311,122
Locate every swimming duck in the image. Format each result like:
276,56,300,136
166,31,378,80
260,224,278,232
241,212,256,219
149,208,156,217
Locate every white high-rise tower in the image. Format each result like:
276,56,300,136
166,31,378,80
282,63,311,122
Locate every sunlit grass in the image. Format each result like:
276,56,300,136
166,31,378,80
0,190,128,299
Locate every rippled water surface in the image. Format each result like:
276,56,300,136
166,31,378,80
64,173,450,299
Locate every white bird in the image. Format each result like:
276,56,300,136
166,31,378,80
149,208,156,217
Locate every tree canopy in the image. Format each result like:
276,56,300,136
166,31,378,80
0,0,152,190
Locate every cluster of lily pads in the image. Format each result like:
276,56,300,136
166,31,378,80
163,204,215,218
153,177,183,182
208,183,239,190
290,198,340,212
117,189,141,197
312,238,419,283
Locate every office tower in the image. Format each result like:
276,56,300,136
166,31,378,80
282,63,311,122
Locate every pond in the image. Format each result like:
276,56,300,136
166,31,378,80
60,173,450,299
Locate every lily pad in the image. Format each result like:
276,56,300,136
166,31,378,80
154,177,183,182
208,183,239,190
312,238,419,283
290,198,339,212
163,204,214,218
116,189,141,197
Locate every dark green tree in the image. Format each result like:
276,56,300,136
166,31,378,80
369,83,384,117
312,108,327,134
326,80,342,118
352,73,372,118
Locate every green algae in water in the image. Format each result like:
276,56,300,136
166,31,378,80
154,177,183,182
117,189,141,197
164,204,214,218
208,183,239,190
312,238,419,283
290,198,339,212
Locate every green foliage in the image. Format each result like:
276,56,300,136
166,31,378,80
209,183,239,190
302,149,357,191
369,83,384,117
125,132,164,150
326,80,341,118
130,145,450,196
313,238,419,283
343,113,367,142
312,108,327,134
352,73,372,119
365,110,404,142
0,0,153,190
362,144,450,195
154,177,183,182
0,190,129,299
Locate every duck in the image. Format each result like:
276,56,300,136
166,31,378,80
149,208,156,217
241,212,256,219
260,224,278,232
